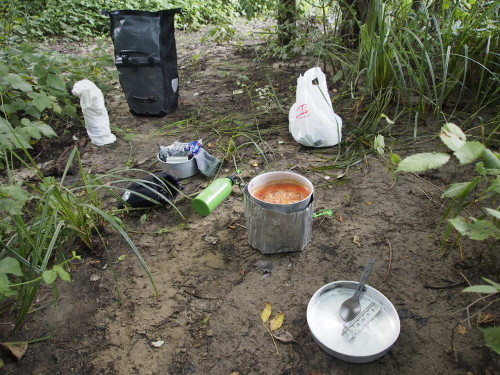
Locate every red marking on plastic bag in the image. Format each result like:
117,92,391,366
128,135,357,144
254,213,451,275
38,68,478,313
296,104,309,119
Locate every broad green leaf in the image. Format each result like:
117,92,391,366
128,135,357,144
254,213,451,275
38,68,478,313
441,178,480,198
481,149,500,169
261,302,272,323
0,185,31,215
20,118,30,126
35,122,57,137
20,121,56,140
270,312,284,331
462,285,498,294
33,63,47,79
52,103,62,114
46,74,66,92
449,217,499,240
454,141,486,165
53,265,71,282
0,274,11,292
480,326,500,354
42,270,57,285
0,273,18,296
21,126,42,140
484,208,500,219
24,104,41,119
5,73,32,92
0,257,23,277
439,123,466,151
0,62,9,76
28,92,53,112
0,117,9,131
396,153,450,173
373,134,385,155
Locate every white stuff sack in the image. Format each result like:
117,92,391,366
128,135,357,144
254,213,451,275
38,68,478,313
289,67,342,147
71,80,116,146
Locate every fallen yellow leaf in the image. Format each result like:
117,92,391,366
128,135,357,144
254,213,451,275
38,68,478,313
261,302,272,323
270,312,284,331
457,323,468,335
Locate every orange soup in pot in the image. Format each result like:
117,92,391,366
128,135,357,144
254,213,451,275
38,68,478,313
253,182,311,204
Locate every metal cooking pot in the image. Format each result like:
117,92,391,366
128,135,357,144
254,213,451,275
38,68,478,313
157,153,197,180
246,171,313,213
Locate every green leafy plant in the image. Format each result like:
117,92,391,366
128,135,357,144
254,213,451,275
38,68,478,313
1,0,244,41
462,278,500,354
0,42,116,169
395,123,499,250
0,141,186,332
378,122,499,354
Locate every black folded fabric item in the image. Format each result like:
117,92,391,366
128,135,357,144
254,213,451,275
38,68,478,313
117,172,179,208
107,9,182,117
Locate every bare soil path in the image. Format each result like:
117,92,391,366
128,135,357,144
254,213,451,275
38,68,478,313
1,21,498,375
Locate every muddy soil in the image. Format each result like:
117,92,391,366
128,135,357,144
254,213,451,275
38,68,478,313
1,21,499,375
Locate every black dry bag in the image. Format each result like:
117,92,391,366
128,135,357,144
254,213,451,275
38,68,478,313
107,9,181,117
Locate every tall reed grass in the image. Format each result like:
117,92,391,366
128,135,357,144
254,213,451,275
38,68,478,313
326,0,500,135
0,143,186,333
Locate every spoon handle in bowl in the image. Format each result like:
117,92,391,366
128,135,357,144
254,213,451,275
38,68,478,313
353,258,376,298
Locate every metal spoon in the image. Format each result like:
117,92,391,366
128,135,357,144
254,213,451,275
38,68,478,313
340,258,376,322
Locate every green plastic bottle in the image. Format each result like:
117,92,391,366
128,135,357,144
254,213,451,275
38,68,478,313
192,175,237,216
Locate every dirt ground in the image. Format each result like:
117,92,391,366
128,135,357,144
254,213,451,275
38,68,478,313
1,21,499,375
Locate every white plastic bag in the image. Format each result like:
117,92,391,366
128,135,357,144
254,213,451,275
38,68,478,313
71,80,116,146
289,67,342,147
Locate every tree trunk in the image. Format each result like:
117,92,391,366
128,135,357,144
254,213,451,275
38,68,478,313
340,0,371,47
412,0,423,12
277,0,296,46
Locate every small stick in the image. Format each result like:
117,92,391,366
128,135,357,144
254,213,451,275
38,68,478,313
423,281,465,290
383,238,393,282
263,323,279,355
450,321,460,362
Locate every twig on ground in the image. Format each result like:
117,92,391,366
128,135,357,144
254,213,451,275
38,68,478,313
414,182,445,211
410,173,473,216
263,323,279,355
423,281,466,290
183,290,220,300
383,237,393,282
450,321,460,362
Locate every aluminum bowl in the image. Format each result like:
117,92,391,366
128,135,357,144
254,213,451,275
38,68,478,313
307,281,400,363
246,171,313,213
157,153,197,179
